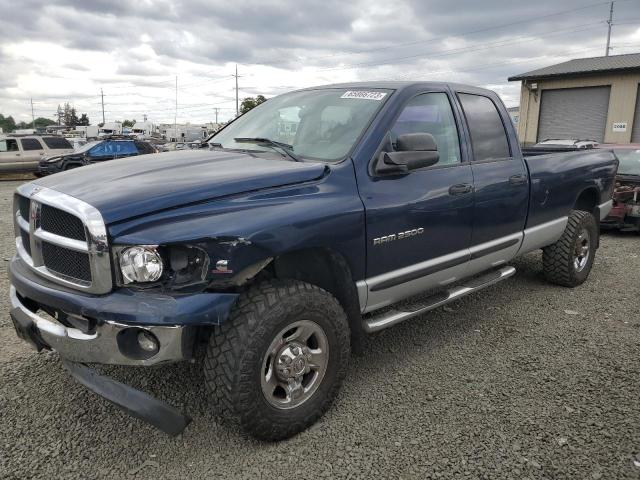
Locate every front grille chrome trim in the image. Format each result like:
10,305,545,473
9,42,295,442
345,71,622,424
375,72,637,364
14,183,112,294
34,229,89,252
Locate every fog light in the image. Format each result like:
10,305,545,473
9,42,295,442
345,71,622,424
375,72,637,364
137,330,159,353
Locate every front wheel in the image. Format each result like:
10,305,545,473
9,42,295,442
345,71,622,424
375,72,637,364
543,210,598,287
204,280,351,441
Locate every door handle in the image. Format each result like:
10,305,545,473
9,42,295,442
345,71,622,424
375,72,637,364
449,183,473,196
509,174,526,185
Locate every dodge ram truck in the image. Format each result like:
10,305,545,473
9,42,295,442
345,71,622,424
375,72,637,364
8,82,618,440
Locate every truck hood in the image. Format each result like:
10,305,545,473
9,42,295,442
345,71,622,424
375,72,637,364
34,150,328,223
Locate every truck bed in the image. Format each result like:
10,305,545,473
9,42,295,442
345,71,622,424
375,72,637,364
523,150,618,228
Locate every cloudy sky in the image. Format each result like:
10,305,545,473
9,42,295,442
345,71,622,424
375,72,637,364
0,0,639,125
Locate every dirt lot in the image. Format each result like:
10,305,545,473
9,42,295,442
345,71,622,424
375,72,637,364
0,178,639,479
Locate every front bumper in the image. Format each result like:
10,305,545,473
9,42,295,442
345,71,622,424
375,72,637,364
9,254,239,366
10,286,191,365
36,161,61,176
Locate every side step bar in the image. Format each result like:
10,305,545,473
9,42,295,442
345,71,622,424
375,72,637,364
363,266,516,333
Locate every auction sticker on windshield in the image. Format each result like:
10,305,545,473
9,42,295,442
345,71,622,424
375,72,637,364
341,91,387,101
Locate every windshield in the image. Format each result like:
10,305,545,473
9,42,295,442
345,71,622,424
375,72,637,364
74,140,101,154
616,149,640,176
209,88,392,162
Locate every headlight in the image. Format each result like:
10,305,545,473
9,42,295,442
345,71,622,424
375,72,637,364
119,246,163,284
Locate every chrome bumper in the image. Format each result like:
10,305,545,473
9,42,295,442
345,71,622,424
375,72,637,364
9,286,191,366
598,199,613,221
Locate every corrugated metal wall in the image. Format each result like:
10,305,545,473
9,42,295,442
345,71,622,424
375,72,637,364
631,84,640,143
538,86,611,142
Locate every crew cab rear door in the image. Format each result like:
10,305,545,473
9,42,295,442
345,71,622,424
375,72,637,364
355,89,474,312
454,90,528,265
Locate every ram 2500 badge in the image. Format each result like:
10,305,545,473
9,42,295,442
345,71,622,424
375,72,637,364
8,82,618,440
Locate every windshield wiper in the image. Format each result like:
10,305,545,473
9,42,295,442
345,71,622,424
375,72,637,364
234,137,301,162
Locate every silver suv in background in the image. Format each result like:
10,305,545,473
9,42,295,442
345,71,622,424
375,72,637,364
0,136,74,173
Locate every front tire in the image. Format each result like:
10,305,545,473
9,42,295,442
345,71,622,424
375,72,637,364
543,210,598,287
204,280,350,441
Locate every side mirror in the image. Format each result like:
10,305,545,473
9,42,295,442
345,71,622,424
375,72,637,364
375,133,439,175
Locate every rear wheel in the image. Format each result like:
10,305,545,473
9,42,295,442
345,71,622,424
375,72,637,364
543,210,598,287
204,279,350,441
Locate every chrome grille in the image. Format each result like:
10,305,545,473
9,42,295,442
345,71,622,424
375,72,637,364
13,184,112,294
20,229,31,257
42,242,92,283
41,204,86,241
17,194,30,221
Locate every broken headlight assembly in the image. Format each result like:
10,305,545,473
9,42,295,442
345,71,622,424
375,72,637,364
114,245,210,290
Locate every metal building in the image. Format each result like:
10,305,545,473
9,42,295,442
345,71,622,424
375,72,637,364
509,53,640,145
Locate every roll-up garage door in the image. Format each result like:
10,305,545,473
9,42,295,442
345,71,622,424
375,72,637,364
631,85,640,143
538,86,611,143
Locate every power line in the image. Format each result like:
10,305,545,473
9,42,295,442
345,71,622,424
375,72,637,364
606,1,614,56
312,22,606,73
232,64,242,117
100,88,105,124
244,0,629,69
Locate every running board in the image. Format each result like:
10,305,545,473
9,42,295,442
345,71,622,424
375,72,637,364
363,266,516,333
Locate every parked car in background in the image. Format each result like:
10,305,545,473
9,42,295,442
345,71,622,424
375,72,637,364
0,136,74,173
599,145,640,233
37,138,157,176
160,141,192,152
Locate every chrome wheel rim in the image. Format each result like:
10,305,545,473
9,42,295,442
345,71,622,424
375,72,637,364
573,228,591,272
261,320,329,410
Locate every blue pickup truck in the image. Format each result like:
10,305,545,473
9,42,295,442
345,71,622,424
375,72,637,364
8,82,618,440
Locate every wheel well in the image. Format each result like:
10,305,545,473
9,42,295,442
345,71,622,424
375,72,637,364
271,248,365,352
573,188,599,215
573,187,600,248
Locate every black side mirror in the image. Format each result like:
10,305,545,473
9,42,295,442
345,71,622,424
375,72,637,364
375,133,439,175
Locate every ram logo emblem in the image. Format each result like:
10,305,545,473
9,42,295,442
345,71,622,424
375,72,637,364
373,228,424,246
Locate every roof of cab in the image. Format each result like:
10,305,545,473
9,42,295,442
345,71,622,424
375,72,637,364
294,81,495,95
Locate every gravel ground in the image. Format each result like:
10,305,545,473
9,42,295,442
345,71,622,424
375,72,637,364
1,178,639,479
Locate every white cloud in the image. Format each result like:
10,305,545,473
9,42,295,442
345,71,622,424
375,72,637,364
0,0,638,124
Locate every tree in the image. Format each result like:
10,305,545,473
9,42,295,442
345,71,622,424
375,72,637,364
240,95,267,115
55,105,64,125
122,119,136,128
0,114,16,132
34,117,56,128
69,107,79,128
78,114,90,126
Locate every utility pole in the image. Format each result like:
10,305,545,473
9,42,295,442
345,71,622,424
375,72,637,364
233,64,241,117
214,107,219,124
606,1,614,56
174,75,178,142
30,98,35,129
100,88,105,124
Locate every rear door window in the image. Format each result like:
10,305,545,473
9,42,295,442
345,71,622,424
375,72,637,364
458,93,510,161
20,138,44,151
134,141,155,154
42,137,73,149
115,142,138,155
